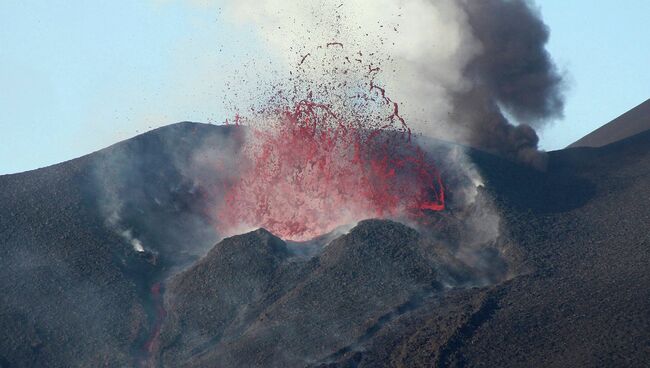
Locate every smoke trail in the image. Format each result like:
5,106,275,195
223,0,564,167
454,0,564,168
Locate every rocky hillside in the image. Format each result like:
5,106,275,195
1,122,649,367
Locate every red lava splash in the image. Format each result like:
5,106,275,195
215,41,445,240
216,98,444,240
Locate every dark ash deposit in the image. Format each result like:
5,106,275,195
1,122,649,367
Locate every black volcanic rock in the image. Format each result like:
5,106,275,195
445,131,650,367
2,119,650,367
0,152,151,367
320,131,650,367
158,228,292,366
157,220,442,367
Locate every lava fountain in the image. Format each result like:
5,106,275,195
216,96,444,240
214,41,446,240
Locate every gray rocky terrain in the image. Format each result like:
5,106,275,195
1,119,649,367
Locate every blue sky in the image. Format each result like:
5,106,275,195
540,0,650,150
1,1,648,174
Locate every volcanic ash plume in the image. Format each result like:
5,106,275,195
225,0,564,168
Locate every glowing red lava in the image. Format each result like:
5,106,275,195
142,283,166,362
216,95,445,240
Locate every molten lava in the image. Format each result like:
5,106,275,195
216,96,445,240
142,282,166,364
213,39,446,240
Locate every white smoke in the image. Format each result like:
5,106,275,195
224,0,478,141
122,229,146,253
94,145,149,253
219,0,564,168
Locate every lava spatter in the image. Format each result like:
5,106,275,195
214,42,445,240
216,100,444,240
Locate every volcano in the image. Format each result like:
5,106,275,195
1,106,650,366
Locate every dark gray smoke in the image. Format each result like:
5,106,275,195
454,0,565,168
464,0,564,123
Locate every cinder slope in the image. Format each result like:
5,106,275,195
0,153,149,367
2,121,649,367
158,228,293,367
569,98,650,148
159,220,443,368
454,131,650,367
325,131,650,367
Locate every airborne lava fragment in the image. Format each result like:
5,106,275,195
217,98,444,240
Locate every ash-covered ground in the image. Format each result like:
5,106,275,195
1,122,649,367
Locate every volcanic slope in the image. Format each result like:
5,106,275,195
0,123,239,367
321,130,650,367
569,98,650,148
1,121,650,367
157,220,447,367
149,128,650,367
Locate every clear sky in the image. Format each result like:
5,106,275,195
1,1,648,174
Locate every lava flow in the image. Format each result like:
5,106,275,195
216,95,445,240
140,282,167,368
